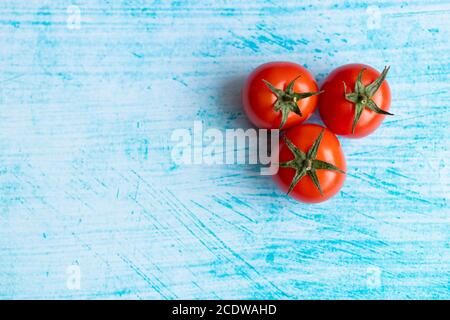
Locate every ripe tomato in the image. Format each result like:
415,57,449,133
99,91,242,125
319,64,392,138
273,124,346,203
242,62,322,130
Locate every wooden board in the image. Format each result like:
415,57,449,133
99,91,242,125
0,0,449,299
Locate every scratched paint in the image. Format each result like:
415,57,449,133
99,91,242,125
0,0,449,299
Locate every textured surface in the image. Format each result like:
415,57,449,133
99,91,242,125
0,0,449,299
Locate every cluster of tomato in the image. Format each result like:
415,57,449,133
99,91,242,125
242,62,392,203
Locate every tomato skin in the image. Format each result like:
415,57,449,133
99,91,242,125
319,64,391,138
242,62,320,130
273,124,346,203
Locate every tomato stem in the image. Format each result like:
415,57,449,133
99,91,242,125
280,129,345,196
343,66,394,133
262,76,323,130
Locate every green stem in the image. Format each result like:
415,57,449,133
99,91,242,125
263,75,323,129
280,129,345,195
343,66,394,133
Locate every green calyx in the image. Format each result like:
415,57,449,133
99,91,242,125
343,66,394,133
280,129,345,195
263,75,323,129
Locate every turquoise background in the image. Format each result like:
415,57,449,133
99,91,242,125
0,0,449,299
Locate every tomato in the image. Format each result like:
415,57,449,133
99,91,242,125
273,124,346,203
242,62,322,130
319,64,392,138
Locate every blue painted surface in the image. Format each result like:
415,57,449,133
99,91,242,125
0,0,449,299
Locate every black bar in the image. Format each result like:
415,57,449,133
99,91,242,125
0,299,443,318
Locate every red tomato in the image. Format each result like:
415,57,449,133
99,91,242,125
242,62,322,130
273,124,346,203
319,64,392,138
